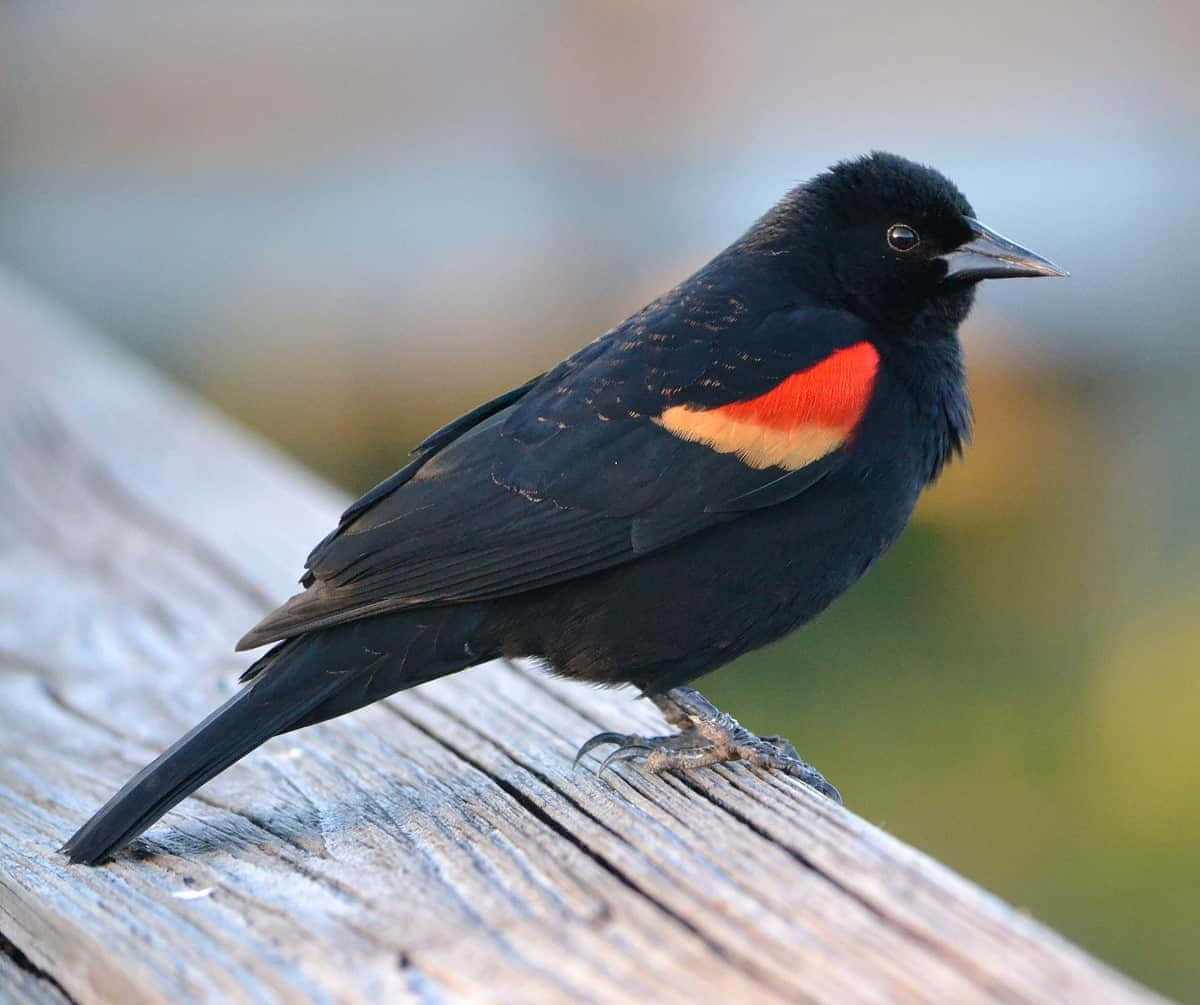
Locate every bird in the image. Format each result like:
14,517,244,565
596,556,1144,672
61,151,1066,865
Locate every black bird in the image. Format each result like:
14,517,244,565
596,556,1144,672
62,152,1066,865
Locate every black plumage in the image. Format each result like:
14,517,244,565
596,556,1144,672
62,152,1065,864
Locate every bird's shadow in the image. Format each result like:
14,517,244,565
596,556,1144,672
104,762,509,869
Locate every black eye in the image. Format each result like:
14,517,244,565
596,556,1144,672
887,223,920,252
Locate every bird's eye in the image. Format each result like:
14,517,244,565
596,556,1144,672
886,223,920,252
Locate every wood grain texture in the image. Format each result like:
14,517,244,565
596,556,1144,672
0,270,1164,1004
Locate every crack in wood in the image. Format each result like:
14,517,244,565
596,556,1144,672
0,930,77,1005
678,769,1024,1003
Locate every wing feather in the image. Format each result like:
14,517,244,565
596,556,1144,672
238,304,876,650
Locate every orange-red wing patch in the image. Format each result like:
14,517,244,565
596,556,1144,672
656,341,879,470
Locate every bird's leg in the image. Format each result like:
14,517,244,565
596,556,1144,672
574,686,841,802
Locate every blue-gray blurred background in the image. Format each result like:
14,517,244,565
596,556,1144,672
2,4,1196,996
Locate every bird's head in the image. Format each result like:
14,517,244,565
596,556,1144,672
762,151,1067,328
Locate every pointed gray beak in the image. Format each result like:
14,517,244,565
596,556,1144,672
939,217,1068,283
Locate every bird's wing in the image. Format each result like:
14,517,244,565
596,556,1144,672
237,303,879,649
328,370,549,536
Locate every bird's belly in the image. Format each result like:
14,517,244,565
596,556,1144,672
499,474,918,694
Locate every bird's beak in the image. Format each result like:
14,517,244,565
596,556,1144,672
939,217,1068,283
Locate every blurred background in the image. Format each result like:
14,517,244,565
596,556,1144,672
1,2,1196,996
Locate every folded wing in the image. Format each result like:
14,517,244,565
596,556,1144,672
238,305,878,650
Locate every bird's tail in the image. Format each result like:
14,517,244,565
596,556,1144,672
60,607,488,865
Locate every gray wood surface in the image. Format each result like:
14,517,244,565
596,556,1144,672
0,269,1164,1004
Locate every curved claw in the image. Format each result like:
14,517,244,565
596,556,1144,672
810,775,843,804
573,731,633,770
599,743,651,777
775,758,842,804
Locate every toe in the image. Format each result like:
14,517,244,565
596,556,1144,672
765,752,842,803
599,743,653,776
759,735,801,760
573,731,633,769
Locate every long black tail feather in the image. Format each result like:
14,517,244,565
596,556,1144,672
59,645,345,865
61,608,486,865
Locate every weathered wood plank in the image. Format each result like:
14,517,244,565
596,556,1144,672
0,269,1164,1004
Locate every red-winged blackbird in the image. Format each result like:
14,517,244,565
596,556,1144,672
62,152,1065,864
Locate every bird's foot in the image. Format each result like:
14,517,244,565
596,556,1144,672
573,686,841,802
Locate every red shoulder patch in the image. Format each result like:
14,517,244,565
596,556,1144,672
656,341,879,470
714,341,880,430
